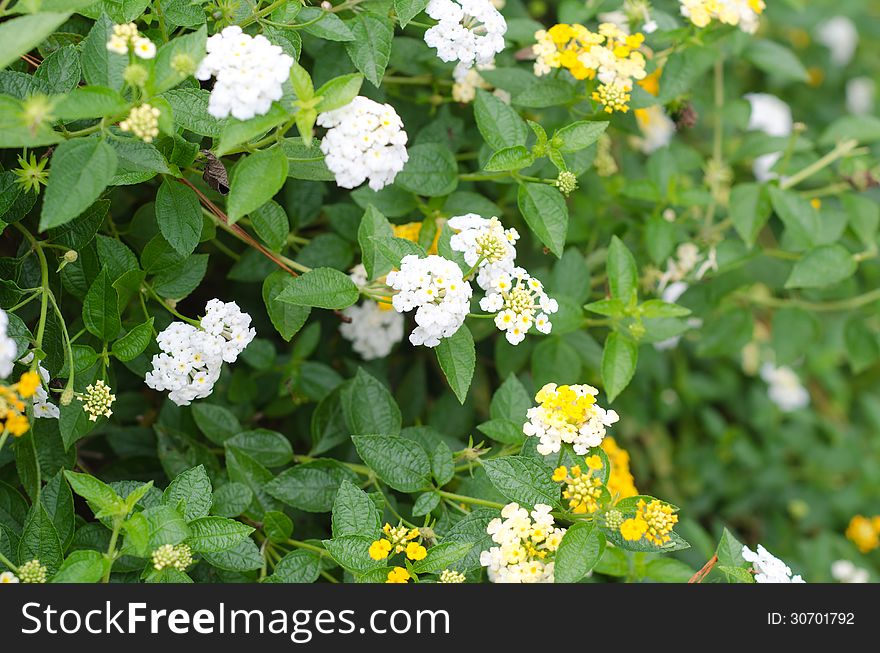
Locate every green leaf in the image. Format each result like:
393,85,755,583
111,318,154,362
771,308,818,366
842,194,880,248
227,146,288,224
51,550,105,583
274,267,360,310
412,541,474,574
139,504,191,549
343,13,393,87
729,183,772,247
644,558,694,583
64,471,123,518
225,446,282,517
785,245,857,289
332,480,382,539
151,254,208,300
200,537,263,571
412,492,441,517
322,535,381,574
162,88,225,137
607,236,638,302
0,12,72,71
18,504,63,574
263,511,294,543
477,418,525,445
266,464,351,513
656,46,715,104
163,465,213,522
250,200,289,251
155,179,202,257
482,456,561,508
185,516,254,553
81,14,126,90
191,403,242,445
474,89,528,150
358,204,394,279
844,317,880,374
434,325,475,404
716,528,747,568
554,522,605,583
149,26,206,94
517,182,568,258
639,300,690,318
601,332,638,402
262,271,311,340
513,77,576,108
82,270,121,341
342,368,402,435
226,429,293,468
300,8,355,41
483,145,534,172
352,435,432,492
396,143,458,197
268,550,321,583
211,482,253,518
768,186,819,248
554,121,608,152
40,138,117,230
55,86,129,121
315,73,363,113
394,0,430,27
40,472,74,551
744,39,808,83
820,115,880,146
216,103,289,157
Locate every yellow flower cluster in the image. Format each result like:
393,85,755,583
845,515,880,554
369,523,427,562
601,437,639,500
680,0,765,34
523,382,619,456
553,454,605,514
1,371,40,437
386,566,410,584
532,23,647,113
620,498,679,546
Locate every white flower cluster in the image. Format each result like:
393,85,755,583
145,300,255,406
745,93,793,182
0,571,19,583
831,560,869,584
18,353,58,419
523,383,620,455
479,269,557,345
815,16,859,68
424,0,507,80
106,22,156,59
340,265,405,360
0,309,15,379
847,77,876,116
386,255,473,348
317,96,409,191
658,242,718,292
760,363,809,412
447,214,518,291
195,26,293,120
742,544,805,583
479,503,564,583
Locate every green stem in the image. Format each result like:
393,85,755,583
286,539,329,557
0,549,18,574
102,518,123,583
703,57,725,231
46,290,75,399
241,0,288,27
779,139,859,190
320,570,339,583
293,454,371,476
437,491,505,510
143,283,201,326
13,223,49,362
747,287,880,313
0,432,8,458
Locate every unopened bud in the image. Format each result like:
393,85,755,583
321,1,333,9
123,63,149,87
60,386,74,406
63,250,78,263
171,53,196,76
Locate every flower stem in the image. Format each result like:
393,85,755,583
0,549,18,574
779,139,859,190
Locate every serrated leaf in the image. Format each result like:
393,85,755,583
517,182,568,258
40,138,117,230
554,522,605,583
482,456,561,508
435,325,475,403
601,332,638,402
274,267,360,310
352,435,431,493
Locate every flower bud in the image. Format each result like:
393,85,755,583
123,63,149,87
